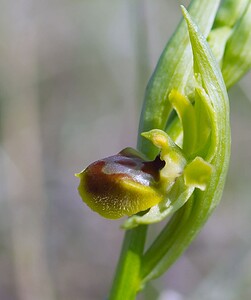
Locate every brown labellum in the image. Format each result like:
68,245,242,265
76,148,165,219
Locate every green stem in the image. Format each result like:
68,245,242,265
141,198,194,281
108,225,147,299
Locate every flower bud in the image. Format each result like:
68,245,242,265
76,148,165,219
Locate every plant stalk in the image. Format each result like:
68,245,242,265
108,225,147,299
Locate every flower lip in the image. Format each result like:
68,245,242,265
84,150,165,196
77,148,166,219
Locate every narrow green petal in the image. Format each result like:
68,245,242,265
169,89,196,155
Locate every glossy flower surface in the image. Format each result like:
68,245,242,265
76,148,165,219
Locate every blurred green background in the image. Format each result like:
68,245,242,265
0,1,250,299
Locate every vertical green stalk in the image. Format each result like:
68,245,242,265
109,226,147,299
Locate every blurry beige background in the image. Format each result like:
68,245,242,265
0,1,250,299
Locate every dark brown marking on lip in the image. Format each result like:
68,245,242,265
84,160,131,197
83,152,165,198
